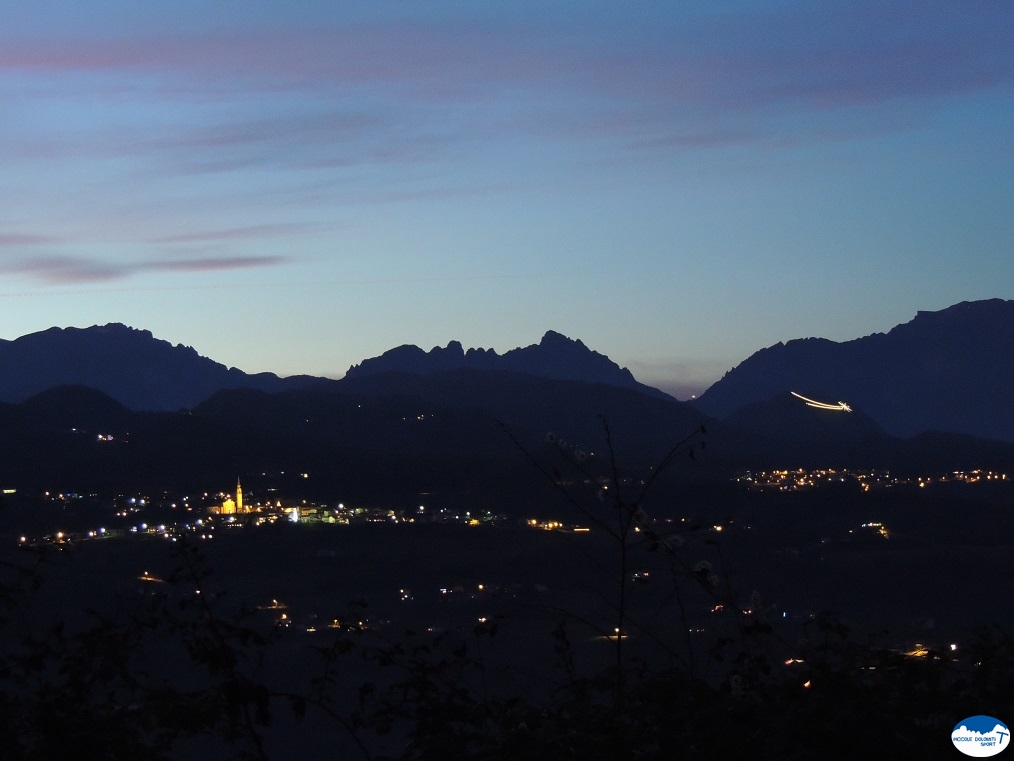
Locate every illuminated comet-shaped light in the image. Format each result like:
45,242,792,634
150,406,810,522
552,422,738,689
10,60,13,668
791,391,852,412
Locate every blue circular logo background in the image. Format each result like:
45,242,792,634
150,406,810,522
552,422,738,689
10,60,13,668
952,716,1009,757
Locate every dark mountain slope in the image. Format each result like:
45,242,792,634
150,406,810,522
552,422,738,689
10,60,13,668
694,299,1014,441
337,368,708,467
725,392,886,444
3,377,1013,512
0,323,327,411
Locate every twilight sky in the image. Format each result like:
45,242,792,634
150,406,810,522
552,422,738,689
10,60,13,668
1,1,1011,398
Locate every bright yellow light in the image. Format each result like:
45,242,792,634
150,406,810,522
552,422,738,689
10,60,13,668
791,391,852,412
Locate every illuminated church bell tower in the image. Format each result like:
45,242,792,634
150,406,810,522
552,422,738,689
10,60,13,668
236,478,243,513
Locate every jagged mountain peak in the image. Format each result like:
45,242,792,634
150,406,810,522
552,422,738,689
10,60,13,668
539,329,583,346
344,331,671,400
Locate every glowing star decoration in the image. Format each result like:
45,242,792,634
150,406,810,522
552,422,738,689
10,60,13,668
791,392,852,412
952,716,1010,758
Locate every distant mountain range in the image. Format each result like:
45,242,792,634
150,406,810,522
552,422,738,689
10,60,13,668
0,324,326,411
0,324,668,411
0,298,1011,472
3,302,1014,508
344,330,672,401
693,299,1014,443
2,374,1011,511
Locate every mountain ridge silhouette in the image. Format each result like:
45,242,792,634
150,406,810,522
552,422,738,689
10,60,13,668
693,299,1014,442
1,299,1011,442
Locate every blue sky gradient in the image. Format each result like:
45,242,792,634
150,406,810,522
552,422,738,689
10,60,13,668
1,1,1011,397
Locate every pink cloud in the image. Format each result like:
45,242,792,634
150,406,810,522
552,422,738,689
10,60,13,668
3,7,1009,111
0,233,60,246
1,1,1009,163
150,225,308,244
1,256,129,283
146,256,287,273
0,253,287,284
